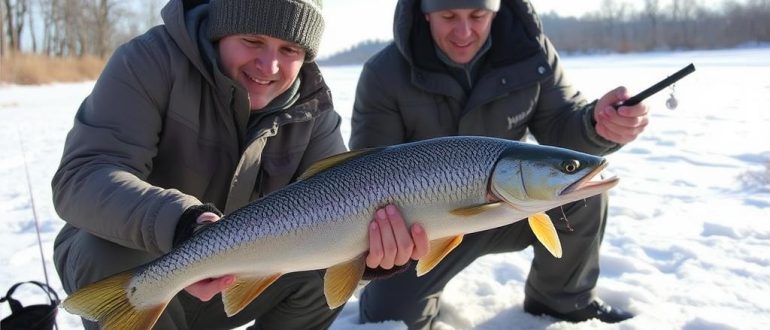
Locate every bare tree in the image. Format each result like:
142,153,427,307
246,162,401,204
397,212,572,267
0,1,5,56
643,0,660,49
26,0,37,52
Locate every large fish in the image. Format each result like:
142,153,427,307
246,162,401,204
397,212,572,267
62,136,618,329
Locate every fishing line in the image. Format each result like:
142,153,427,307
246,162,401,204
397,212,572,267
15,126,59,330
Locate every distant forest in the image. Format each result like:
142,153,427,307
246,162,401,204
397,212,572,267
1,0,768,62
319,0,770,66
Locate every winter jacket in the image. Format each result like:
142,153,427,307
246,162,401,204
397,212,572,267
349,0,619,155
51,0,345,256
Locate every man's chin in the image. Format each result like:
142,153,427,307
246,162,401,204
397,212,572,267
249,97,272,111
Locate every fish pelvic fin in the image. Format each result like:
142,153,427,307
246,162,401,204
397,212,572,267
416,235,464,276
298,148,383,180
528,212,563,258
61,270,167,330
450,202,503,216
324,254,366,309
222,274,282,317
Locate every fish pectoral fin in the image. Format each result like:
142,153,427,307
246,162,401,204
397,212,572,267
528,212,563,258
450,202,503,216
416,235,464,276
298,148,384,180
324,254,367,309
222,273,282,317
62,270,167,329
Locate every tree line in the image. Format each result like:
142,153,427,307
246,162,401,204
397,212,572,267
1,0,162,58
2,0,769,61
541,0,770,54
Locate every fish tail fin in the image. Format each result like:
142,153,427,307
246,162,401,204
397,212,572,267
528,212,563,258
62,270,167,330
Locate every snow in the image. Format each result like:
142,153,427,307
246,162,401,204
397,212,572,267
2,47,769,329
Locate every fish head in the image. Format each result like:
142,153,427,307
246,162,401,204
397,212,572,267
490,143,619,212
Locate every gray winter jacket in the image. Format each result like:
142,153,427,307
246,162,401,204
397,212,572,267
51,0,345,256
349,0,618,155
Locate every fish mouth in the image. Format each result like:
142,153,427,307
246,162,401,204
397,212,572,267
560,160,619,197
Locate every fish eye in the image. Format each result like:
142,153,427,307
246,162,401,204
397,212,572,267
561,160,580,173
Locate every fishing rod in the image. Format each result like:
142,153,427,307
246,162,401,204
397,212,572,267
14,126,59,330
614,63,696,110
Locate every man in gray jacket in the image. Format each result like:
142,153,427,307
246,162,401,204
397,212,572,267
51,0,427,329
351,0,648,327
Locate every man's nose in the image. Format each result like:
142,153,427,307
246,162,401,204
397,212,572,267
454,20,472,38
256,51,279,75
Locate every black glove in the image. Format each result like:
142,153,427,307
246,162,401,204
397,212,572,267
362,261,413,280
172,203,223,247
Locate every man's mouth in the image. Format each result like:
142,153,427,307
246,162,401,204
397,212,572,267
450,39,473,48
245,72,271,85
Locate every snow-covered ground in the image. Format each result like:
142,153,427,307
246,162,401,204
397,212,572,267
1,47,769,329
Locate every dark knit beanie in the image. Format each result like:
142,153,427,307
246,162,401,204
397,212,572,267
209,0,325,61
421,0,500,13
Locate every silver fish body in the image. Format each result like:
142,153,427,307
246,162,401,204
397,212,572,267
63,136,618,329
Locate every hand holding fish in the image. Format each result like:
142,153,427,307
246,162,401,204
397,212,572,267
594,86,649,144
366,204,429,270
183,212,236,302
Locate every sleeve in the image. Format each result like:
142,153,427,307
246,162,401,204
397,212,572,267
348,62,407,150
51,36,201,255
527,37,621,156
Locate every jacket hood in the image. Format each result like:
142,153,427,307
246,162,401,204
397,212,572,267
161,0,213,82
393,0,544,72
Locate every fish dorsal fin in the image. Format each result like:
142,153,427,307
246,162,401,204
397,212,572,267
324,254,367,309
528,212,563,258
298,148,383,180
450,202,503,216
222,274,282,317
62,270,168,330
416,235,464,276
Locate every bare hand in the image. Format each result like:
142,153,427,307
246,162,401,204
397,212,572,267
183,212,236,301
367,205,429,269
185,275,236,301
594,86,650,144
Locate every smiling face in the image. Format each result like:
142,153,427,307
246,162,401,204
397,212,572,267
218,34,306,110
424,8,495,65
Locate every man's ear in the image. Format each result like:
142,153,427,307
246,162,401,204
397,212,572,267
425,13,430,22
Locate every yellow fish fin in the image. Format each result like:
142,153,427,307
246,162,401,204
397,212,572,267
416,235,464,276
222,273,282,317
450,202,503,216
324,254,367,309
528,212,563,258
61,270,167,330
298,148,383,180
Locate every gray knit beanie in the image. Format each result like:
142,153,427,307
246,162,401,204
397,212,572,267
421,0,500,13
209,0,325,61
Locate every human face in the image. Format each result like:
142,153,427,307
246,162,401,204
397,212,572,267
425,9,495,64
218,34,306,110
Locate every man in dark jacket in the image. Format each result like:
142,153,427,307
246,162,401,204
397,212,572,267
351,0,648,327
51,0,427,329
